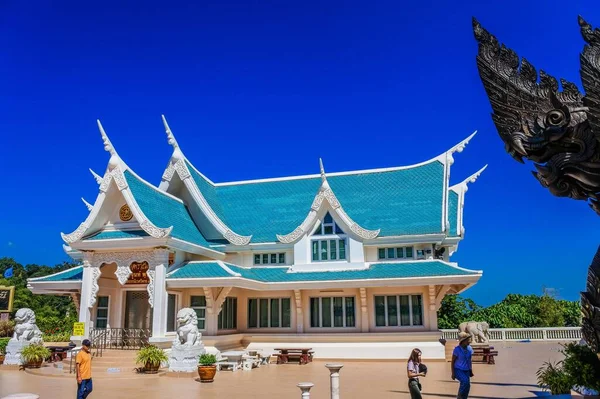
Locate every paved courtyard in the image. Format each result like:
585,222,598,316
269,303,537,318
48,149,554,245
0,342,588,398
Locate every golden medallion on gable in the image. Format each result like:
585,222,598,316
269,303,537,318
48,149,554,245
119,204,133,221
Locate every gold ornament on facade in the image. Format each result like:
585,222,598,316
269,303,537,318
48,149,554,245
119,204,133,221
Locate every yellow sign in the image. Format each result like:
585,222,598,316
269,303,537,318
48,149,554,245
73,322,85,336
0,286,15,313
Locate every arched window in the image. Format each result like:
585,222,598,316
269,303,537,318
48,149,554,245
311,212,347,262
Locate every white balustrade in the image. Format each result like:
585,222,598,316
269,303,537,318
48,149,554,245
440,327,582,342
325,363,343,399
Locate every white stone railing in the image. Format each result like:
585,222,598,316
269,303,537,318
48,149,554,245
440,327,582,342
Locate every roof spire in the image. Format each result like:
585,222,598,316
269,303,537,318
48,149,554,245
161,115,184,159
319,158,326,183
97,120,120,169
81,198,93,211
97,120,116,156
89,168,103,184
445,130,478,166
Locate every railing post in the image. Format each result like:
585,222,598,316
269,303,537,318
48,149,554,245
501,330,506,341
297,383,314,398
326,363,344,399
542,329,548,341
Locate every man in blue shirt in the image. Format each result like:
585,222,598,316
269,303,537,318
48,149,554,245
451,332,474,399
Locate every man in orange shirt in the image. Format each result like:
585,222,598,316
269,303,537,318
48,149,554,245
76,339,93,399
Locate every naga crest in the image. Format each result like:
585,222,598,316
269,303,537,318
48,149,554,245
473,17,600,214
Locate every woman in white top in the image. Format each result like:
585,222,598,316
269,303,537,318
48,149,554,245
407,348,426,399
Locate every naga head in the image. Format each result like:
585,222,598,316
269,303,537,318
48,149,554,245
473,17,600,214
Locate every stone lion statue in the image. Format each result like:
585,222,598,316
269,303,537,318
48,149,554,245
458,321,490,344
173,308,202,348
11,308,43,344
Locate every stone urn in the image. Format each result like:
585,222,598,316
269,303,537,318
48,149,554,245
198,365,217,383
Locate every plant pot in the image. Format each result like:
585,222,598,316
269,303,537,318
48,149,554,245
198,365,217,382
25,359,43,368
0,354,5,365
144,361,160,374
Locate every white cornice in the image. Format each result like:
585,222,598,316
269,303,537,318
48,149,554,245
276,160,380,244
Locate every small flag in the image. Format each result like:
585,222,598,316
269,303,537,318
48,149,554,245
3,267,13,278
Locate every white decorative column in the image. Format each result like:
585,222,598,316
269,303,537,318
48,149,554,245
325,363,343,399
73,252,98,341
294,290,303,333
297,383,314,399
150,248,170,343
359,288,368,332
428,285,438,331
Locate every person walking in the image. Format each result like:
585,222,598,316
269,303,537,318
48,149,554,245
406,348,427,399
451,332,474,399
76,339,93,399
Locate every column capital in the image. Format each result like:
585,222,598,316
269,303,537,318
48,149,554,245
153,247,170,265
81,251,94,266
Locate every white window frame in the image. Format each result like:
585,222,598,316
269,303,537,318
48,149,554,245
247,297,292,329
377,246,415,260
95,295,110,329
374,294,424,327
309,296,355,328
218,297,238,330
253,253,286,265
190,295,207,331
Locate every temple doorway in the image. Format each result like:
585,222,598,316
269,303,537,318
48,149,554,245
124,291,151,330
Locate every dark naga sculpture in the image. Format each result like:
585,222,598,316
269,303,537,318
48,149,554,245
472,16,600,354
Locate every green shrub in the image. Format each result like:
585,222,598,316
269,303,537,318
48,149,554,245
561,343,600,392
21,343,51,364
135,345,168,367
536,360,572,395
0,320,14,338
198,353,217,366
42,333,71,342
0,337,10,354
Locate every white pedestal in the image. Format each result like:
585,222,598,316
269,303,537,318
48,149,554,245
168,345,205,373
4,341,27,366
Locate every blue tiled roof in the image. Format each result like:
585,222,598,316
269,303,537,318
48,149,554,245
124,170,223,252
84,230,149,240
167,260,479,282
448,190,459,237
186,160,445,242
33,266,83,282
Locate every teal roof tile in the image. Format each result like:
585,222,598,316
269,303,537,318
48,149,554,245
167,260,478,282
124,170,223,251
33,266,83,282
448,190,459,237
84,230,149,240
186,160,445,242
169,263,231,279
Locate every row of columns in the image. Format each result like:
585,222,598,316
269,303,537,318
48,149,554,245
297,364,343,399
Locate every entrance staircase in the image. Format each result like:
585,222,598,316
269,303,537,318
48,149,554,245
25,350,166,379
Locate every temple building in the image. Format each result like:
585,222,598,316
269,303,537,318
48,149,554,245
27,117,485,359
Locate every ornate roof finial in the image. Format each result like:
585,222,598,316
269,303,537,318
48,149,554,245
161,115,180,150
97,120,116,156
451,164,488,193
81,198,93,211
89,168,103,184
446,131,478,166
319,158,326,183
97,120,121,169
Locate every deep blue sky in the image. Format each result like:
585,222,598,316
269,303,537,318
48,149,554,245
1,1,599,306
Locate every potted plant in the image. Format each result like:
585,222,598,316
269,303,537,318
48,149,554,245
536,360,573,395
198,353,217,383
0,337,9,364
21,343,51,368
135,345,168,374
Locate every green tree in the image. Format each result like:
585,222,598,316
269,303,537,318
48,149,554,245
437,295,480,329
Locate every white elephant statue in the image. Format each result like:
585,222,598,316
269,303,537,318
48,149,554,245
458,321,490,344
